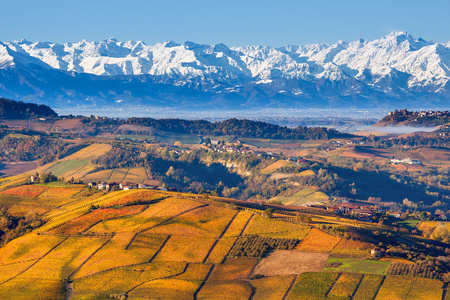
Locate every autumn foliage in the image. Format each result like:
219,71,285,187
52,205,147,234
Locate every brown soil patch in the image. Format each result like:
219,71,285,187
52,119,81,130
30,121,53,131
0,161,37,176
117,124,155,133
269,173,293,180
252,250,328,276
0,120,28,128
392,164,408,172
420,148,450,162
339,151,374,159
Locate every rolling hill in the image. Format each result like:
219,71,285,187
0,174,447,299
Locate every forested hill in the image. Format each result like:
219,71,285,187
379,109,450,126
0,98,350,140
0,98,57,119
126,117,349,140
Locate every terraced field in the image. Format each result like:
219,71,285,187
44,159,90,177
270,187,329,206
261,160,293,174
0,184,446,299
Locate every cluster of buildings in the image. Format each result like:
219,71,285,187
323,139,366,152
204,140,280,159
326,202,386,222
387,109,450,118
88,181,169,191
414,110,450,118
390,158,421,165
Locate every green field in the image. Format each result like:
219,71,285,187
352,274,384,300
34,181,73,188
393,219,420,230
110,131,202,145
287,272,339,300
205,135,236,142
325,258,390,275
117,134,155,141
153,130,201,145
44,159,89,177
239,138,304,147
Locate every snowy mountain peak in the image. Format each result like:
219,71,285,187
164,41,180,48
1,32,450,109
106,37,119,43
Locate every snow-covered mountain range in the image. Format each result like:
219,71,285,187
1,31,450,110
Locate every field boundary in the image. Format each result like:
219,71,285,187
282,274,298,300
372,275,386,299
120,168,130,183
106,169,115,183
325,273,341,297
240,214,254,235
137,204,208,235
202,212,239,263
147,235,171,263
68,237,112,279
0,237,68,286
125,262,189,295
350,274,364,299
442,282,448,300
74,235,171,280
193,265,215,300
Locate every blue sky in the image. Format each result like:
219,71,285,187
3,0,449,46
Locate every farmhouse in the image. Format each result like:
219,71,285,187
97,182,107,190
106,182,119,190
87,182,97,188
390,158,421,165
390,212,401,218
371,248,382,258
119,182,138,190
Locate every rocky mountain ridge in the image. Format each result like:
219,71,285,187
1,32,449,110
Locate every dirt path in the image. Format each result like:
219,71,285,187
66,282,73,300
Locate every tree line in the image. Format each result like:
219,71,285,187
126,117,348,140
0,98,57,119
